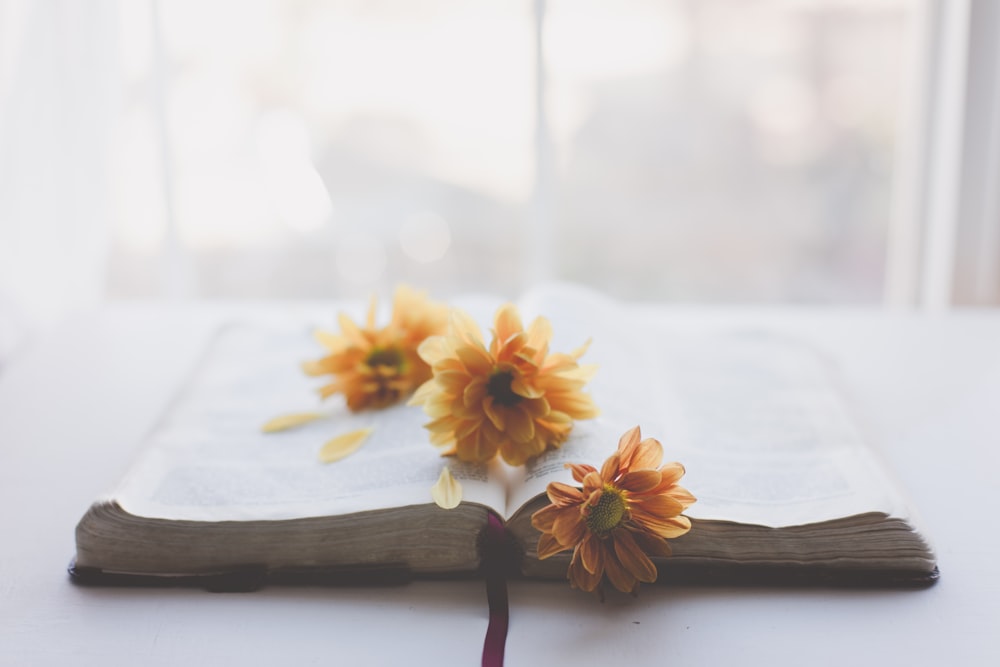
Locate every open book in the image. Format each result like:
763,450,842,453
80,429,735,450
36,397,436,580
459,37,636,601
73,285,937,588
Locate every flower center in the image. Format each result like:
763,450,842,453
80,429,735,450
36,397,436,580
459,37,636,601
586,486,627,536
486,370,522,407
366,346,404,371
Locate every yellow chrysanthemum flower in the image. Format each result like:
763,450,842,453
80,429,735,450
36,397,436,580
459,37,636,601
408,303,599,466
303,285,449,411
531,426,695,595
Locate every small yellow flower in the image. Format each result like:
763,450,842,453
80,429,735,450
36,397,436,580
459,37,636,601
531,426,695,595
409,303,598,466
303,285,449,411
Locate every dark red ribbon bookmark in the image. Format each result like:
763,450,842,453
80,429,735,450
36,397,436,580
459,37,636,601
482,513,509,667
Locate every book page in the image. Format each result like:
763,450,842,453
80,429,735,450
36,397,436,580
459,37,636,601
506,283,907,527
114,322,506,522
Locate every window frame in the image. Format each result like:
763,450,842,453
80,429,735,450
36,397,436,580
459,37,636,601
886,0,1000,308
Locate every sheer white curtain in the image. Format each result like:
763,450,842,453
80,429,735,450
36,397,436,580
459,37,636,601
2,0,999,373
0,0,119,361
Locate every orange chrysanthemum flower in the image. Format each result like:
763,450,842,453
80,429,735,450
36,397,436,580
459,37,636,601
303,285,449,411
531,426,695,595
408,304,598,466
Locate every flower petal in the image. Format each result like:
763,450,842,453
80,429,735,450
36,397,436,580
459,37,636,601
430,466,463,509
318,427,374,463
568,547,603,592
456,345,493,376
564,462,597,484
665,486,697,508
569,338,591,360
261,411,327,433
553,509,586,546
600,452,621,481
537,532,569,559
365,293,378,329
505,405,536,443
657,461,686,487
563,363,598,383
546,481,585,506
521,396,551,418
603,548,638,593
630,510,692,539
579,533,605,575
407,379,438,406
417,336,450,366
449,309,485,346
617,425,642,462
629,529,673,558
530,504,561,531
493,331,526,362
524,316,553,360
630,438,664,471
313,329,346,352
493,303,524,344
549,392,600,419
301,359,326,377
582,471,603,494
612,529,658,583
423,396,455,418
538,353,581,375
499,440,532,467
510,376,544,399
434,370,470,393
337,312,367,346
455,428,496,463
618,469,663,494
463,377,487,407
482,396,505,430
632,493,685,518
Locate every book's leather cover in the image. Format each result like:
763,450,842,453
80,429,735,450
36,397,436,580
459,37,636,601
68,558,939,592
68,559,417,592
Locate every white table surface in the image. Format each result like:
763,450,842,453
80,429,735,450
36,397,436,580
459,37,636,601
1,303,998,666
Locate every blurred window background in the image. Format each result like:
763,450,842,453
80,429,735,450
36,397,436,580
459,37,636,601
1,0,999,355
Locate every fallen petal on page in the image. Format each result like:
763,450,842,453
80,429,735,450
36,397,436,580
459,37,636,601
318,427,374,463
261,411,328,433
431,466,463,509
